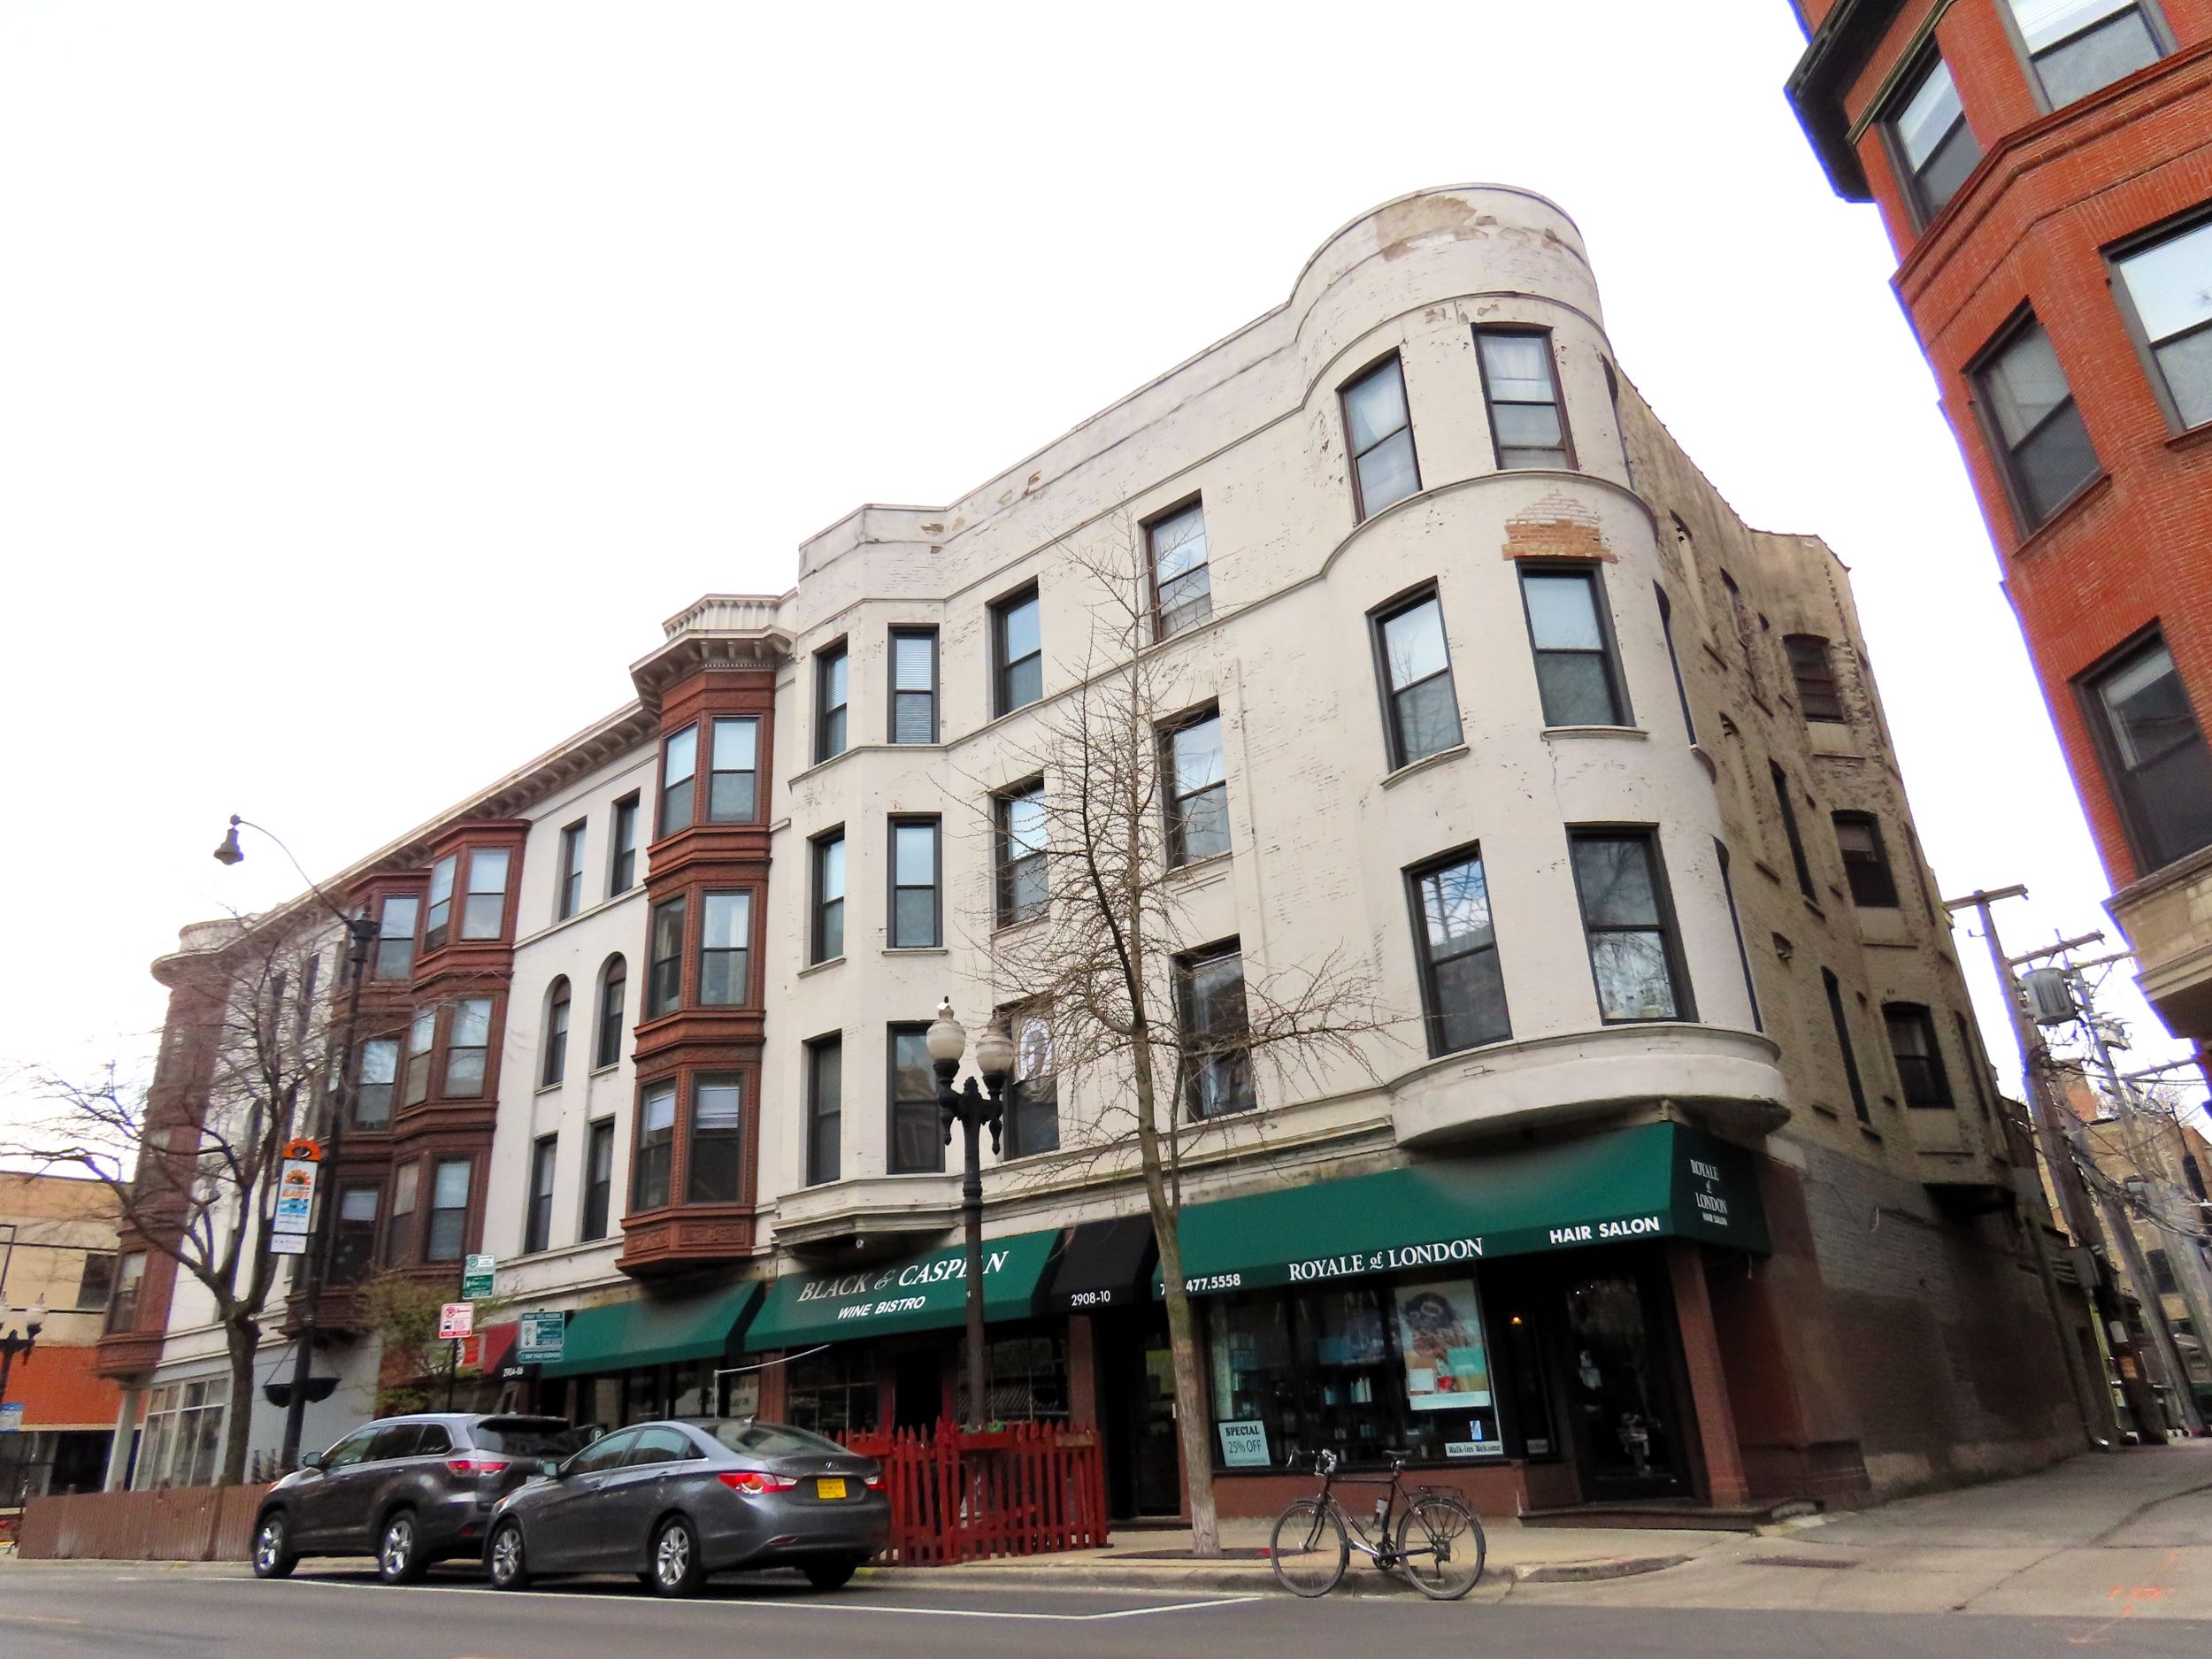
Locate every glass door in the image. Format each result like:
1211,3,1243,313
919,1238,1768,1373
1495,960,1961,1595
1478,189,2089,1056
1560,1265,1689,1499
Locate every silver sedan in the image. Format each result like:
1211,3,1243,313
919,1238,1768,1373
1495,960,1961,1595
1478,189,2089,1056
483,1417,889,1596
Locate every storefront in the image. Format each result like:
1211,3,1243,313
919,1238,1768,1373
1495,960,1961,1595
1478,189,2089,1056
534,1279,764,1429
1159,1120,1771,1516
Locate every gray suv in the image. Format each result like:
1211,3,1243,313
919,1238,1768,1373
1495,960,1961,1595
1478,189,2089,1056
251,1413,580,1584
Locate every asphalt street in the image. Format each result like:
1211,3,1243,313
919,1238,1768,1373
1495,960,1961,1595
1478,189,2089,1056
4,1563,2211,1659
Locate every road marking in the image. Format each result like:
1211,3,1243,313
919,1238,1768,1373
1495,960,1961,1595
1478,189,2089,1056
279,1578,1264,1622
0,1615,83,1626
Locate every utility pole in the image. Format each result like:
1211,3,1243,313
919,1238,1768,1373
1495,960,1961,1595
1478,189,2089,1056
2060,947,2212,1434
1946,887,2170,1442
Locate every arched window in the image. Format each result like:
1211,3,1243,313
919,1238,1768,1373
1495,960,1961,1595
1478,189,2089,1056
541,978,571,1088
595,956,627,1071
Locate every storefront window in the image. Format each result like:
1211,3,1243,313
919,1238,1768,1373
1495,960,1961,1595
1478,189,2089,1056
787,1347,879,1440
1207,1277,1504,1471
956,1332,1071,1425
132,1377,230,1490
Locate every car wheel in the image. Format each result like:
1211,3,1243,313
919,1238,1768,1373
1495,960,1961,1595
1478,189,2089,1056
377,1510,426,1585
803,1556,860,1591
485,1519,531,1591
649,1516,703,1598
250,1511,297,1579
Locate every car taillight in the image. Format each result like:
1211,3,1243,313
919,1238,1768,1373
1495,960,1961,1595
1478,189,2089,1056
864,1474,882,1489
717,1471,799,1494
446,1456,513,1479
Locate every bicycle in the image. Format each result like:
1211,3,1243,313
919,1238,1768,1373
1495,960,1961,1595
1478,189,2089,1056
1267,1448,1486,1600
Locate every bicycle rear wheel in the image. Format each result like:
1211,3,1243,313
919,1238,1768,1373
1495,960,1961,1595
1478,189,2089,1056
1396,1494,1485,1599
1268,1498,1348,1597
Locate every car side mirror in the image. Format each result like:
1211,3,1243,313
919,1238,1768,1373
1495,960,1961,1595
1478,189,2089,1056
539,1459,564,1479
300,1452,326,1471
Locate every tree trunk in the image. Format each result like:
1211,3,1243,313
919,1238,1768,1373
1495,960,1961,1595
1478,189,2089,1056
219,1317,259,1486
1151,1201,1220,1555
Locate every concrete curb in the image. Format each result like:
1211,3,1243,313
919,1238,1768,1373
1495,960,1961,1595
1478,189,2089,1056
1513,1554,1692,1583
857,1549,1692,1596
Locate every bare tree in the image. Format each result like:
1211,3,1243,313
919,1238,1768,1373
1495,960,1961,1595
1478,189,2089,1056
964,518,1394,1555
4,914,337,1486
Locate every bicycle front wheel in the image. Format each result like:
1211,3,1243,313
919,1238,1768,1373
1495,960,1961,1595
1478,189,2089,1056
1268,1498,1348,1597
1396,1494,1486,1600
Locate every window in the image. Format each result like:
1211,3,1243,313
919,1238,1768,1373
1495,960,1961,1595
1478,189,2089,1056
595,956,626,1069
1003,1004,1058,1157
1164,710,1230,866
1833,812,1901,908
423,855,457,952
806,1035,842,1187
688,1074,744,1203
1824,969,1871,1123
659,726,698,836
1520,565,1628,726
1476,327,1572,469
1147,501,1212,639
581,1118,616,1241
699,892,752,1006
1569,831,1692,1022
356,1035,398,1128
709,717,759,823
634,1081,677,1210
525,1136,558,1254
129,1377,229,1492
373,895,419,981
996,781,1048,926
1409,849,1510,1055
425,1157,472,1262
457,849,510,941
1642,590,1697,749
1720,569,1760,690
2116,215,2212,431
811,829,846,962
889,818,941,948
786,1347,879,1440
888,1025,943,1173
1716,840,1762,1033
403,1009,435,1107
557,822,586,920
2148,1247,2180,1295
442,997,492,1097
541,979,572,1087
105,1253,144,1333
609,795,640,895
1974,315,2100,529
1885,50,1981,226
1884,1004,1953,1108
815,641,849,762
74,1251,115,1311
1341,354,1420,519
890,627,939,743
386,1164,419,1265
1177,941,1256,1118
2006,0,2163,109
992,586,1043,716
2080,633,2212,869
1373,589,1463,768
1771,763,1817,902
1786,635,1846,723
329,1188,379,1284
648,896,687,1017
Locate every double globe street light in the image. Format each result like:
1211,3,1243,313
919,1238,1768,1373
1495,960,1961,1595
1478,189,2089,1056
0,1299,49,1418
926,999,1015,1429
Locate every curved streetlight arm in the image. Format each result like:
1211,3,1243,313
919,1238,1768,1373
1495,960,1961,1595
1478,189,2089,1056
214,815,374,941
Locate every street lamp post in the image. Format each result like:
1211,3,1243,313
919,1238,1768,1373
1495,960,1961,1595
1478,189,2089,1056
0,1300,47,1416
214,815,380,1469
926,1000,1014,1430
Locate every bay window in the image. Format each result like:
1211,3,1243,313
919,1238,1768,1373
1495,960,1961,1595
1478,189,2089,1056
659,726,698,836
444,997,494,1097
1568,830,1692,1023
373,895,419,980
423,856,457,952
425,1157,472,1262
648,897,686,1017
634,1082,677,1210
709,717,759,823
698,892,752,1006
461,849,510,940
687,1074,745,1203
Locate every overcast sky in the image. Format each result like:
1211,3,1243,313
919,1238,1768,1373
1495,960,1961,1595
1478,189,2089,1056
2,2,2195,1132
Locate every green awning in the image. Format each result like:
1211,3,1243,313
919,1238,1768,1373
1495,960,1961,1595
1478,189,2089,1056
537,1279,764,1379
1169,1121,1768,1296
743,1229,1060,1352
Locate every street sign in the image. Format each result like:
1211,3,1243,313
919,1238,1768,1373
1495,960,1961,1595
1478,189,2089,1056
517,1310,565,1365
438,1301,475,1340
462,1254,495,1299
272,1157,319,1240
281,1137,323,1162
268,1232,308,1257
0,1402,24,1432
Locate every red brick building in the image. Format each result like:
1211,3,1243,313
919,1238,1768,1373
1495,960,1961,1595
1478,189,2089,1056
1786,1,2212,1052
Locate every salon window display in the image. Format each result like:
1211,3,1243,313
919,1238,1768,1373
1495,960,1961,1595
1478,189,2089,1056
1206,1277,1509,1469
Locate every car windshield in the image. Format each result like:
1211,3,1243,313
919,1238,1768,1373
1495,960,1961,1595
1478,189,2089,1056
703,1420,847,1459
473,1418,582,1457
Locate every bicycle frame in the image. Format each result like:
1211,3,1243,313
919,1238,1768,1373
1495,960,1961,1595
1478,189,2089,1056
1305,1457,1414,1564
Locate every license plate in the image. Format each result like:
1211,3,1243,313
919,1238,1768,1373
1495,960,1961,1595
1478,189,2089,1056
816,1477,847,1501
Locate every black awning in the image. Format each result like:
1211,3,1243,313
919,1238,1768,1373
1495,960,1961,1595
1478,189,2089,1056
1044,1217,1157,1313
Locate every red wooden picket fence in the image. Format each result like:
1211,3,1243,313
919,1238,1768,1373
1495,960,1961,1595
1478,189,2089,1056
841,1420,1108,1564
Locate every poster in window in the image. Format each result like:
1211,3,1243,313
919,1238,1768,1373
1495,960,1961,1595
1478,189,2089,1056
1393,1279,1492,1412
